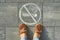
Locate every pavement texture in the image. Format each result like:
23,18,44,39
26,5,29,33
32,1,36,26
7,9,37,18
0,0,60,40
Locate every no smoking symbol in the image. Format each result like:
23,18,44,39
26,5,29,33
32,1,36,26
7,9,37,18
19,3,41,25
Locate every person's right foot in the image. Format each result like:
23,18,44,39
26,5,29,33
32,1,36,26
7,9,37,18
33,23,43,38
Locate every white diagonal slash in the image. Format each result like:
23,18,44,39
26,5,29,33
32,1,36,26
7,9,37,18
24,6,37,23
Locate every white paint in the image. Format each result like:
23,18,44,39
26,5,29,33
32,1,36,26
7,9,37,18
24,6,37,23
19,3,41,25
22,13,37,17
33,14,37,17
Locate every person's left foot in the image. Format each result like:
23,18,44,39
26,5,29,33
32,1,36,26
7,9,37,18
18,23,27,38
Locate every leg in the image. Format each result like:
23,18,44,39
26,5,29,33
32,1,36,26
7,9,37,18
18,23,28,40
21,36,27,40
33,23,43,40
33,37,39,40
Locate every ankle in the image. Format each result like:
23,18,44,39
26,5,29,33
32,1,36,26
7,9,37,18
33,33,40,38
20,33,27,38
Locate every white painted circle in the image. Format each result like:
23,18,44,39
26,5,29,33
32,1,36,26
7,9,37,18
19,3,41,25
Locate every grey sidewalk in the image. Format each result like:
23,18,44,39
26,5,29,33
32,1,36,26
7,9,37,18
0,0,60,40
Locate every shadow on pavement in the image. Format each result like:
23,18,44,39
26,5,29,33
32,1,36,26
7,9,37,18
40,26,50,40
26,25,50,40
